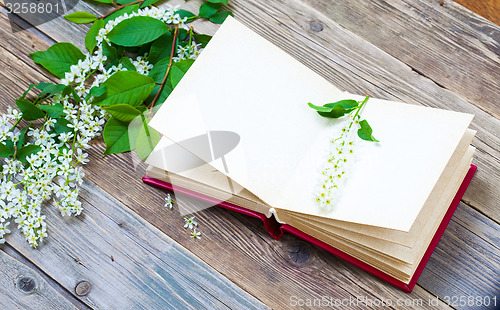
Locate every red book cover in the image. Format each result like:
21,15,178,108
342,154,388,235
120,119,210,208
142,164,477,293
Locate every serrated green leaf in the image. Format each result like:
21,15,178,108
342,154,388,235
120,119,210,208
108,16,168,47
101,42,118,63
169,59,195,89
90,0,113,3
86,19,105,53
93,71,155,106
54,118,73,134
357,119,379,142
148,32,174,64
62,85,81,103
116,0,136,4
193,34,212,47
206,0,228,5
36,83,66,98
0,143,12,158
140,0,160,8
199,2,222,18
103,104,142,122
20,84,36,101
144,83,172,106
16,126,30,149
209,10,233,24
64,11,97,24
104,4,140,23
16,145,41,163
175,9,196,19
134,117,160,161
16,99,45,121
120,56,136,71
103,117,131,155
30,42,85,78
87,85,107,101
308,100,358,118
147,57,169,83
39,103,65,118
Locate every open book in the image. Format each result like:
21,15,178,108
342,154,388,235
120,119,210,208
143,16,476,292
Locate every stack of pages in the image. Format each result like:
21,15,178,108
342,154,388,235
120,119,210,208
144,16,476,292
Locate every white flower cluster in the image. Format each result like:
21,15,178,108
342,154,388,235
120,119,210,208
315,114,361,209
1,5,196,247
173,42,204,62
0,87,106,246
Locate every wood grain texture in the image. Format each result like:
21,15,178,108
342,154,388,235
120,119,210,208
0,250,77,310
3,179,267,310
300,0,500,119
1,0,499,308
0,13,454,308
419,203,500,310
14,0,500,224
453,0,500,26
223,0,500,222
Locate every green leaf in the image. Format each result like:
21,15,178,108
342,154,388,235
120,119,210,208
36,83,66,98
90,0,113,3
101,42,118,63
103,117,131,155
16,99,45,121
148,32,174,64
30,42,85,78
85,19,105,53
199,2,222,18
169,59,195,89
144,83,172,106
134,117,161,161
39,103,65,118
175,9,196,19
357,119,379,142
64,11,97,24
193,34,212,47
87,85,107,102
120,56,136,71
147,57,169,83
20,84,35,100
116,0,136,4
308,100,358,118
140,0,160,8
16,126,30,149
16,145,41,163
209,10,233,24
93,71,155,106
104,4,140,23
206,0,228,5
62,85,81,103
0,143,12,158
108,16,168,47
103,104,142,122
54,118,73,134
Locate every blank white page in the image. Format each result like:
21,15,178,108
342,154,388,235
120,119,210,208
149,16,473,231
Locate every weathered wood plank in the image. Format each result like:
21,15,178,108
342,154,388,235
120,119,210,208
419,203,500,310
221,0,500,223
8,0,500,224
301,0,500,119
0,249,78,310
4,179,268,310
1,13,454,309
2,1,498,308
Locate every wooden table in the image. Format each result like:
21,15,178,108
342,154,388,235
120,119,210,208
0,0,498,309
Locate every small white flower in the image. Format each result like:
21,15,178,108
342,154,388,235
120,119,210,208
184,216,197,229
164,194,174,209
191,228,202,240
